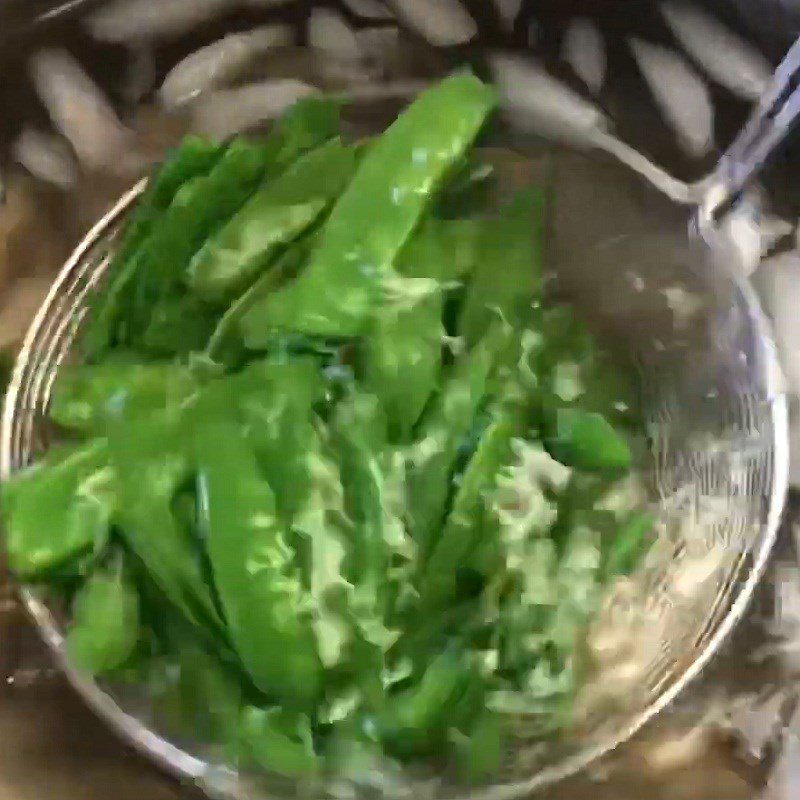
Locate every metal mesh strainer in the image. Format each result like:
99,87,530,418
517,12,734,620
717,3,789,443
0,120,790,799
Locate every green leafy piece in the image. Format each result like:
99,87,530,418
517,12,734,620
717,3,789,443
129,139,276,329
50,362,197,434
148,616,243,745
330,393,414,675
81,136,224,361
545,407,632,472
109,414,223,632
458,188,543,346
406,322,513,556
240,73,496,340
65,558,140,675
195,421,322,707
188,139,357,303
363,219,480,443
3,440,114,578
239,706,319,777
205,234,316,363
379,652,484,759
274,97,342,164
331,393,390,584
140,295,221,356
147,137,228,215
190,200,325,304
451,711,503,782
421,398,527,608
199,358,327,523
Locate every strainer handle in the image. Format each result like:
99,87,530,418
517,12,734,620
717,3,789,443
705,34,800,219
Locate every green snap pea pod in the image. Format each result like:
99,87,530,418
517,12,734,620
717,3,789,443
536,306,640,428
50,362,197,434
273,96,342,165
109,414,223,633
364,219,480,442
81,136,224,361
364,245,443,442
130,139,272,304
135,588,248,741
140,294,221,356
124,138,277,342
189,200,324,304
152,637,243,746
535,307,636,470
421,398,527,608
452,711,503,782
65,556,140,675
243,373,326,524
406,322,513,556
458,188,543,347
195,422,322,707
329,392,415,708
117,136,225,276
204,235,314,362
3,440,114,579
198,358,326,523
188,138,356,303
240,73,496,341
331,392,391,588
239,706,319,777
149,137,226,201
544,407,632,472
379,652,484,759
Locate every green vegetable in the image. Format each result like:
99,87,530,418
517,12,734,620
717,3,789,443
379,652,483,759
195,421,322,707
109,414,223,632
137,596,245,743
140,295,222,356
127,139,276,335
188,139,357,303
3,440,113,578
240,73,496,341
452,711,503,781
273,97,342,164
204,233,317,363
421,397,527,609
81,137,224,361
197,359,327,523
50,362,197,434
65,557,139,675
545,407,632,472
362,219,480,442
239,706,319,777
458,188,543,346
406,322,513,557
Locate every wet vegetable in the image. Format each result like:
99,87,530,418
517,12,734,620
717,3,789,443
196,420,322,706
3,440,114,578
65,556,139,674
2,74,652,788
187,138,357,303
239,73,496,341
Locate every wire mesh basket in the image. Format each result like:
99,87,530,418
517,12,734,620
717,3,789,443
0,134,789,800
